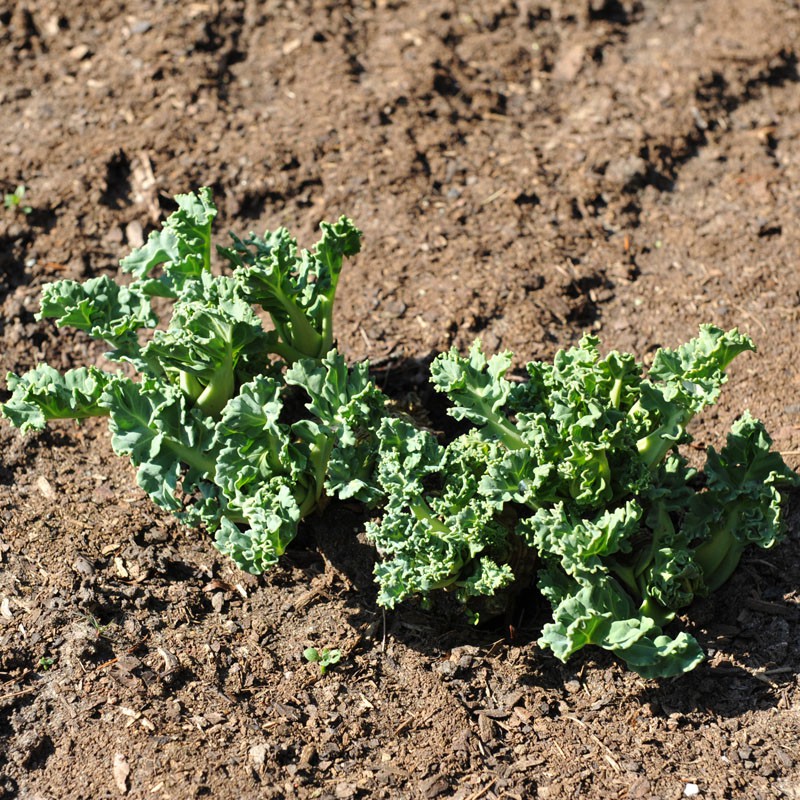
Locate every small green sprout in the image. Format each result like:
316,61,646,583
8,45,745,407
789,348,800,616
303,646,342,675
4,185,32,214
37,656,55,671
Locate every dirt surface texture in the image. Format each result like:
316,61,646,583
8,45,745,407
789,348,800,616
2,1,800,798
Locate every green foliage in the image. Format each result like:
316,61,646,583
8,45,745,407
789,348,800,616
37,275,158,366
3,365,114,433
370,327,798,677
120,186,217,295
2,186,796,682
286,352,386,505
366,420,517,613
303,647,342,675
686,412,797,591
3,189,374,573
4,184,31,214
222,215,361,363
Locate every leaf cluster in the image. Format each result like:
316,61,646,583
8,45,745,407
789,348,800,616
303,646,342,675
3,189,380,571
4,184,32,214
365,331,798,677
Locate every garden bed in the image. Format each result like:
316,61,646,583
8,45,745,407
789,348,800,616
1,1,799,797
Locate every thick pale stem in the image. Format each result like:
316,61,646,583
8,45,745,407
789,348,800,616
163,438,217,479
195,353,235,418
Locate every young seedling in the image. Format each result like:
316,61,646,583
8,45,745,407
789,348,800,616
303,646,342,675
4,185,32,214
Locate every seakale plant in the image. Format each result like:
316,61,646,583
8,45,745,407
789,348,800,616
367,327,799,678
3,188,797,681
2,188,386,571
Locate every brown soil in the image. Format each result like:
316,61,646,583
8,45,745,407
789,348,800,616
2,1,800,798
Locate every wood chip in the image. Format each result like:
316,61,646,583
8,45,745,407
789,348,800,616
513,706,533,723
131,151,160,222
114,557,130,579
282,38,302,55
420,775,449,799
113,752,130,793
474,707,511,719
69,44,91,60
298,744,316,768
477,712,493,742
36,475,55,499
157,647,179,675
203,579,236,593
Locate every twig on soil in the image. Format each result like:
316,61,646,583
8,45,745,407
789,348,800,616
710,660,793,688
481,187,507,206
565,715,621,773
745,558,779,572
1,669,32,688
753,672,782,688
394,705,439,735
358,326,372,350
94,636,150,671
745,597,798,619
293,584,330,610
465,778,497,800
0,685,37,702
485,638,507,658
761,666,794,675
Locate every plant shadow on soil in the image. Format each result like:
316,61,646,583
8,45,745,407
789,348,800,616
0,207,60,298
0,426,75,485
313,499,800,721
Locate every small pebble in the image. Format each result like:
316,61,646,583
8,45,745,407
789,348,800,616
249,742,267,768
72,555,95,576
125,220,144,248
435,660,456,677
684,783,700,797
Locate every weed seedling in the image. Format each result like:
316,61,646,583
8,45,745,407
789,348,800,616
4,185,32,214
303,646,341,675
